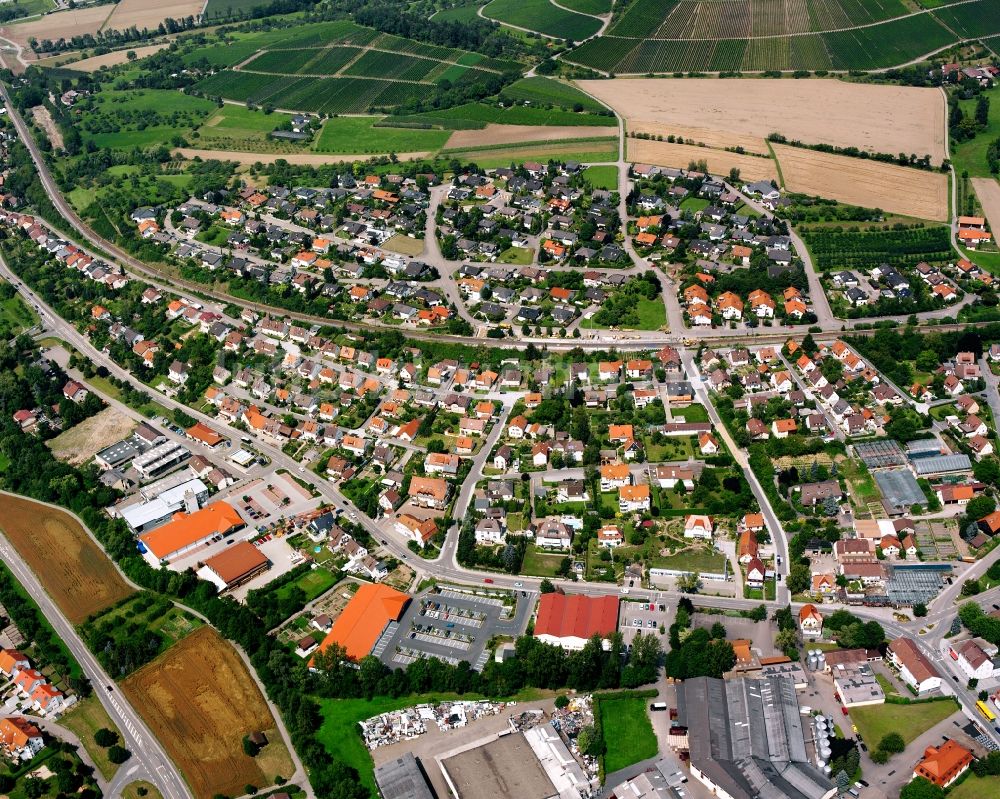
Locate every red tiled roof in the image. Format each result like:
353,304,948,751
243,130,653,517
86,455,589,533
534,593,619,642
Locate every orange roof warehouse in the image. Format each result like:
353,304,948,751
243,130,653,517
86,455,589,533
139,502,245,565
313,584,410,663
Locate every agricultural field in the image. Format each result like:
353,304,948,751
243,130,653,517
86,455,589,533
580,79,947,164
558,0,612,15
771,144,950,221
567,3,986,73
203,0,273,18
102,0,204,31
408,101,615,128
188,21,520,115
0,492,134,624
0,4,113,53
446,123,618,149
629,120,768,154
314,117,451,154
441,139,618,169
800,223,953,273
78,88,216,151
483,0,602,39
65,43,170,72
500,77,611,114
47,407,136,466
972,179,1000,247
194,105,301,153
609,0,910,38
628,138,779,182
122,627,294,799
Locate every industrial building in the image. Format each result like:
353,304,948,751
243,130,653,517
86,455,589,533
675,676,836,799
313,583,410,663
117,478,208,534
533,593,619,651
373,752,435,799
873,469,927,515
198,541,270,592
138,501,244,564
132,440,191,481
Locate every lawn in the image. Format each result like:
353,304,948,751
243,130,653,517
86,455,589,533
582,165,618,191
598,696,658,773
122,783,164,799
0,289,36,334
633,297,666,330
645,436,695,462
60,696,123,781
950,774,1000,799
673,404,709,423
679,196,710,214
314,116,451,154
652,547,727,575
498,247,534,264
849,698,957,748
383,234,425,257
521,544,567,577
276,567,339,603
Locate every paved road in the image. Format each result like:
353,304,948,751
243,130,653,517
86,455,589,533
0,529,190,799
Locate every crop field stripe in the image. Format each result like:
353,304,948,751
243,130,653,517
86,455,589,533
608,0,674,37
931,0,1000,39
483,0,603,39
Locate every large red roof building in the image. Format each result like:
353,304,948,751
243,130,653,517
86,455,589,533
534,593,619,651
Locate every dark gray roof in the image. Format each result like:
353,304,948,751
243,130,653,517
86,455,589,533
374,753,435,799
680,676,834,799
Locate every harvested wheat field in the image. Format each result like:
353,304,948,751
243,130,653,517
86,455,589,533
0,492,134,623
0,5,114,51
579,79,947,164
628,138,778,182
630,120,769,156
772,144,949,221
66,43,169,71
122,627,293,799
48,407,135,466
972,178,1000,239
104,0,205,32
446,123,616,149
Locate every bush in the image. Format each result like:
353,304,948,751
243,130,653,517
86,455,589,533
107,746,131,764
879,732,905,754
242,735,260,757
94,728,118,747
912,602,927,618
554,695,569,709
870,749,889,764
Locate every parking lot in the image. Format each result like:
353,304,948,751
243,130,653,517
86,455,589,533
618,598,674,648
375,586,535,671
218,471,321,526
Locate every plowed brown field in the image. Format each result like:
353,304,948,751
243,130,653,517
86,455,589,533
0,492,133,623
